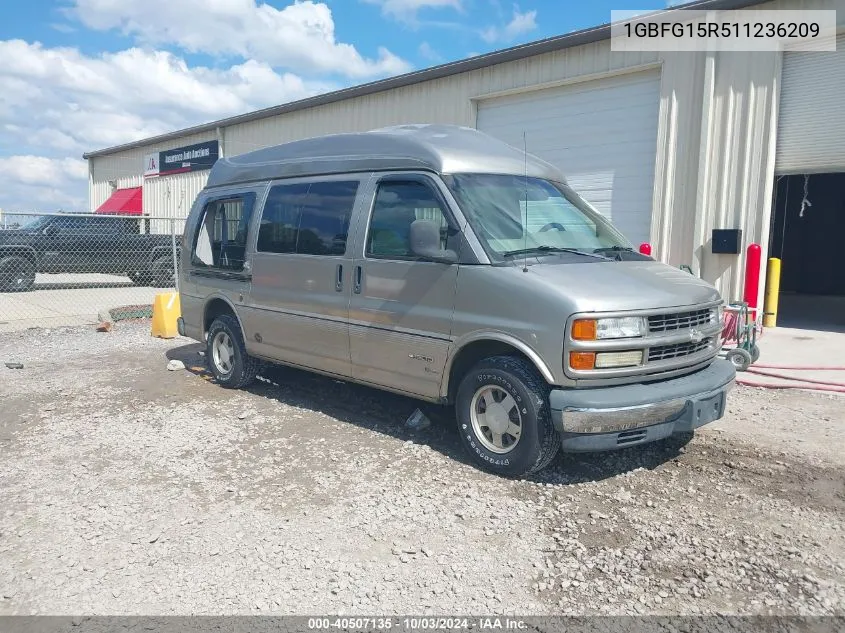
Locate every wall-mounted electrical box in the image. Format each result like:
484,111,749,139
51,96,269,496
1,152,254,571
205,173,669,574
711,229,743,254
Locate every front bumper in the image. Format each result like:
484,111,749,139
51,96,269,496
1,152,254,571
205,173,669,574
549,359,736,452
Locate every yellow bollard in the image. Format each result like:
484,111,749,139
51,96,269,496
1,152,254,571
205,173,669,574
763,257,781,328
151,291,181,339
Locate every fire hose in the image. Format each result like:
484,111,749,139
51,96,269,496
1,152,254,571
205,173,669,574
734,364,845,393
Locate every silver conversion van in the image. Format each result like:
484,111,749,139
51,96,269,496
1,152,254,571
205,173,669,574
177,124,735,477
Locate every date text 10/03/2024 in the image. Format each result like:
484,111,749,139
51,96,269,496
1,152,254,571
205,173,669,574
307,617,528,630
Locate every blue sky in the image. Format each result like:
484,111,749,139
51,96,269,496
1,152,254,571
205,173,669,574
0,0,666,213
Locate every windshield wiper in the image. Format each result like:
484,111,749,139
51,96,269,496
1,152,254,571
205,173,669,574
502,246,609,260
592,245,635,254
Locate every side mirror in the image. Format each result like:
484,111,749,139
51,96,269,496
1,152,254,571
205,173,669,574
409,219,458,264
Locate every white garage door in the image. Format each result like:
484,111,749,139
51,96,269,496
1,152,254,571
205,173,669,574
776,33,845,175
476,70,661,246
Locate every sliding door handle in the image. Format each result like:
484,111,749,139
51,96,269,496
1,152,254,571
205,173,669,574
353,265,363,294
335,263,343,292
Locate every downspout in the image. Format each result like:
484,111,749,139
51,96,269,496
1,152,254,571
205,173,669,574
692,48,716,282
88,156,94,213
217,126,225,159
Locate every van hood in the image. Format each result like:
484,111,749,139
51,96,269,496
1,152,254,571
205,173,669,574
525,259,721,313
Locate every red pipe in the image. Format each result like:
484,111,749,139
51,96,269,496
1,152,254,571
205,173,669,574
746,367,845,388
743,243,762,309
751,364,845,371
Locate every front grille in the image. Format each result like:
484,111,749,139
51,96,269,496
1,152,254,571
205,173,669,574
648,338,712,362
648,307,715,333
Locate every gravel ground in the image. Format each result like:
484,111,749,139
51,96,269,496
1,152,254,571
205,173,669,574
0,322,843,616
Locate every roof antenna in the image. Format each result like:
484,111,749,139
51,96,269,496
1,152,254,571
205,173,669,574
522,130,529,273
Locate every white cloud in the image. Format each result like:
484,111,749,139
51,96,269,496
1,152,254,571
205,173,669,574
71,0,412,78
481,6,537,43
363,0,462,21
0,40,339,212
418,41,442,62
0,156,88,212
5,156,87,186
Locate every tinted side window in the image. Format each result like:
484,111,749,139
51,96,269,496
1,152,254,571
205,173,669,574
192,193,256,272
257,183,310,254
53,216,87,232
257,181,359,255
366,181,449,259
84,217,121,234
297,181,359,255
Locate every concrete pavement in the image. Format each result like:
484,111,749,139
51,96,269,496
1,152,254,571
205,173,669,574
0,274,162,333
731,325,845,392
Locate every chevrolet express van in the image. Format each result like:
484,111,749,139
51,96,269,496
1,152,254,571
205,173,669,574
177,124,735,477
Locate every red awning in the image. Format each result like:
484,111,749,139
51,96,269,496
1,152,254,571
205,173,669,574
95,187,143,216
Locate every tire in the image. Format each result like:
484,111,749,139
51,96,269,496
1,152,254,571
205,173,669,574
206,314,259,389
726,348,752,372
750,344,761,364
455,355,560,478
149,256,175,288
0,256,36,292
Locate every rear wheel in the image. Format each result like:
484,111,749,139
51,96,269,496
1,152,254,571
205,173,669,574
206,314,258,389
0,256,36,292
455,355,559,478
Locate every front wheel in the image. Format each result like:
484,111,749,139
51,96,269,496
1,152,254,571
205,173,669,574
149,256,176,288
0,256,36,292
206,315,259,389
455,355,560,478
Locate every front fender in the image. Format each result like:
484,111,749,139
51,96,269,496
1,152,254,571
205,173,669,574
440,330,557,400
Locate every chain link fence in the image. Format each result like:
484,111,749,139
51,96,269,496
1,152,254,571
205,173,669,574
0,211,184,332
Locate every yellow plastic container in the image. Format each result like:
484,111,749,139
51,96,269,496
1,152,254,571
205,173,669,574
151,291,181,339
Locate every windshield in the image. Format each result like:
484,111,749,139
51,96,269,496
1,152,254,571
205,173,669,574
443,174,632,260
21,216,51,231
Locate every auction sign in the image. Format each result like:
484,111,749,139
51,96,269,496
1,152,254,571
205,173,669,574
144,140,219,178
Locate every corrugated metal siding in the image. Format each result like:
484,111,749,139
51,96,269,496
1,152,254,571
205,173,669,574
649,52,707,269
143,170,209,234
776,32,845,174
691,50,781,303
223,40,660,156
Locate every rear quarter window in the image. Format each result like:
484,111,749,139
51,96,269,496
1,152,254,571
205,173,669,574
192,193,257,272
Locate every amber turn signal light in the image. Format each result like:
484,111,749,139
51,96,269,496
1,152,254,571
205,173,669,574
569,351,596,371
571,319,597,341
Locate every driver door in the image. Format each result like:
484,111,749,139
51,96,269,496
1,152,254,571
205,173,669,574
40,216,87,273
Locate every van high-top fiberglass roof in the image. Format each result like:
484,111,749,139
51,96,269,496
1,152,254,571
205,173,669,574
205,124,564,189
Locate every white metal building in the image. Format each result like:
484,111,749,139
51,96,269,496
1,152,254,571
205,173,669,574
83,0,845,320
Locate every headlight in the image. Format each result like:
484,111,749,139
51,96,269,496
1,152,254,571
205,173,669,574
716,304,724,325
572,316,647,340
